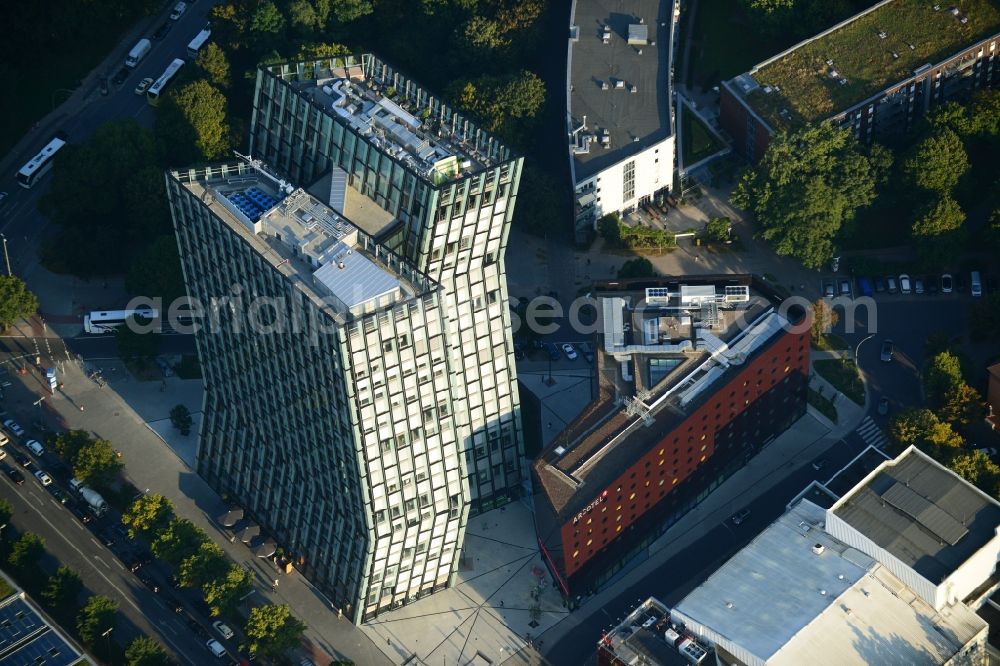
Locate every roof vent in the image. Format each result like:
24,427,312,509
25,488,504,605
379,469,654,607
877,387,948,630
838,574,845,580
908,43,916,50
639,17,645,23
615,79,626,89
637,48,643,55
820,589,827,596
338,262,346,269
601,81,610,90
630,84,638,93
892,52,899,59
878,31,887,39
725,601,734,609
960,16,968,23
554,446,567,456
826,58,834,66
632,136,640,142
839,78,849,86
812,543,825,555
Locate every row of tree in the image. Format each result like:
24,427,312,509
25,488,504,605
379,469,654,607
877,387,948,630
0,276,39,330
49,430,123,489
0,498,170,665
734,90,1000,269
122,494,306,657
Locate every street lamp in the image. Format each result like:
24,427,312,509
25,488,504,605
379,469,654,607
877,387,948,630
0,234,11,277
100,627,113,658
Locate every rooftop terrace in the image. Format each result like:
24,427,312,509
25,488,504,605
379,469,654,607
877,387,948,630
265,55,515,185
568,0,675,179
733,0,1000,130
534,276,786,519
173,162,432,322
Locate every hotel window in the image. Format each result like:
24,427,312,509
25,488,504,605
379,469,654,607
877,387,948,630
623,160,636,202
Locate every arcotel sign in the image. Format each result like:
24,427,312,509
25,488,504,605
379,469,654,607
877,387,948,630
573,490,610,524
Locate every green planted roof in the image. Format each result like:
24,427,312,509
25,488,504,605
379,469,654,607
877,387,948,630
746,0,1000,129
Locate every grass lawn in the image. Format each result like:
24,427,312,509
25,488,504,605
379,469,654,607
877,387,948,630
808,387,839,423
686,0,791,91
813,333,849,351
0,15,142,157
0,577,14,600
751,0,1000,129
814,358,865,406
681,105,725,166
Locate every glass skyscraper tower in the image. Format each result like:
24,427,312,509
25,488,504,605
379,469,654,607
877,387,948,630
165,53,525,622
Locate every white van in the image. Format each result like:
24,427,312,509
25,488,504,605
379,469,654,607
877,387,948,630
971,271,982,297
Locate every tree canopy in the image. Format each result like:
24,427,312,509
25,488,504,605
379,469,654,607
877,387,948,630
903,127,969,194
156,79,233,165
203,565,254,617
242,604,307,657
178,541,230,589
39,120,168,276
125,636,171,666
888,408,964,454
731,124,876,268
810,299,839,340
41,567,83,612
8,533,45,574
151,518,208,566
196,42,231,89
72,438,122,488
76,595,118,648
125,235,186,306
0,276,38,330
122,493,175,539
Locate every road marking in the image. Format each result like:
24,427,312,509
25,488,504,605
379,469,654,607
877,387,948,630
0,489,202,664
94,556,110,568
91,537,101,547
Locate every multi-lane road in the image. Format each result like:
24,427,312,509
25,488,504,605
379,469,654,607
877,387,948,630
540,430,876,666
0,434,242,664
0,1,217,275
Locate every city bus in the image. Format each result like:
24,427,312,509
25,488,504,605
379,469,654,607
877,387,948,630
186,28,211,58
16,137,67,189
83,307,158,334
147,58,185,106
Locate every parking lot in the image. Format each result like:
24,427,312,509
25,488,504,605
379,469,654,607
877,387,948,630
819,270,991,300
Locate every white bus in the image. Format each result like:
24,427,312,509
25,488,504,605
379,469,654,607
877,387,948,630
16,137,67,189
147,58,186,106
83,307,158,334
187,28,211,58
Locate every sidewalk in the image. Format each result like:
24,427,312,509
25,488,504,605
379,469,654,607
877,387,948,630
533,360,869,657
25,358,392,666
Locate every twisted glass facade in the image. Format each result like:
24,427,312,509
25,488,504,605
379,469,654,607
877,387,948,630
250,54,525,512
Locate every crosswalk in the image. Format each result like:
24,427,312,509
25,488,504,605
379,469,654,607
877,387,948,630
856,417,888,450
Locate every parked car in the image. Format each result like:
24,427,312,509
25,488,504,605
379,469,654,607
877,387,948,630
941,273,954,293
152,22,172,39
33,470,52,486
925,275,939,294
0,192,7,207
206,639,226,659
914,277,925,295
839,279,851,296
123,554,143,573
731,509,751,525
13,452,31,468
823,281,835,298
880,339,894,363
49,487,68,504
874,277,887,293
134,77,154,95
899,274,912,294
2,419,25,438
878,397,890,416
139,573,160,593
578,342,595,363
68,503,92,524
886,276,899,294
111,67,130,86
25,440,44,457
542,343,560,361
0,432,8,447
6,469,24,486
975,447,999,457
856,277,873,297
561,343,578,361
213,620,235,640
169,1,187,20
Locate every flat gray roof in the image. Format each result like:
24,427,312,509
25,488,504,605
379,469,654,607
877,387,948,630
569,0,673,179
674,500,987,665
832,447,1000,583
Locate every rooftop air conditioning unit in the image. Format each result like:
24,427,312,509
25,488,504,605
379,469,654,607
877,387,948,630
615,79,626,89
812,543,825,555
602,81,610,90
